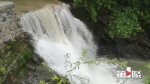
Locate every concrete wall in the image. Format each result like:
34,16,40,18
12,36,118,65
0,2,21,50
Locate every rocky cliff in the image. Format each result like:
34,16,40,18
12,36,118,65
0,2,21,50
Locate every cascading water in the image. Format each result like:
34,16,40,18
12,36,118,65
21,3,143,84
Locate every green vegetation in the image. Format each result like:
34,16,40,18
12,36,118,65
2,35,34,66
40,80,47,84
73,1,150,82
0,34,34,83
19,48,33,65
104,57,128,68
40,50,127,84
144,64,150,84
39,50,94,84
19,69,25,76
109,8,142,38
41,62,67,84
0,67,6,75
73,0,150,38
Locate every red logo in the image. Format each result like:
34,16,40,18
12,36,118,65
126,71,131,76
117,67,141,78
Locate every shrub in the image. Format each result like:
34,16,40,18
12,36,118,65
73,0,150,38
109,7,143,38
0,67,6,75
40,50,127,84
144,64,150,84
19,48,33,65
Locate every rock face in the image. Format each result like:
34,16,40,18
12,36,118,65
0,1,21,50
70,4,150,60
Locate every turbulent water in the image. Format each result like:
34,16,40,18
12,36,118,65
21,3,143,84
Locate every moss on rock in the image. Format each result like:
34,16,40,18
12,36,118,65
0,33,34,84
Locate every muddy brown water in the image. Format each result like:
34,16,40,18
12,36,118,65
0,0,61,15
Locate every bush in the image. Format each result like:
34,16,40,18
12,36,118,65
144,64,150,84
109,7,142,38
19,48,33,65
40,50,127,84
0,67,6,75
73,0,150,38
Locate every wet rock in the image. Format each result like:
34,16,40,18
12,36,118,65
138,39,150,48
32,55,40,63
26,75,38,84
0,2,22,50
2,16,7,22
26,65,36,71
32,81,40,84
1,13,7,22
23,10,31,13
138,47,150,59
36,65,53,80
25,65,53,84
69,2,150,60
21,81,26,84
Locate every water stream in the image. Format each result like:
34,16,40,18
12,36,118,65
20,3,149,84
21,4,117,84
1,0,149,84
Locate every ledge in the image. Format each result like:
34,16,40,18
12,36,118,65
0,1,13,7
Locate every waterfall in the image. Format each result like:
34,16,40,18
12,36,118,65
20,3,132,84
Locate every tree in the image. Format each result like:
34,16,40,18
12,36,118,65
73,0,150,38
